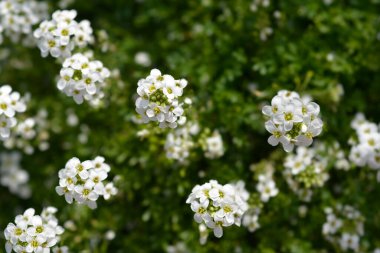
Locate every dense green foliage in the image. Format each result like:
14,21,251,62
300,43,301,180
1,0,380,252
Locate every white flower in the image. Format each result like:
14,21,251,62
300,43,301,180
56,157,117,209
135,69,188,128
322,214,342,235
339,233,359,251
4,207,64,253
262,90,323,152
34,9,94,58
257,176,278,202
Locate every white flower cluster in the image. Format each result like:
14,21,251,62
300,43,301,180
4,207,64,253
0,85,27,140
135,69,188,128
186,180,249,238
55,157,117,209
164,122,225,162
202,130,225,159
165,122,199,162
284,146,330,188
322,205,364,252
349,113,380,170
3,109,50,154
262,90,323,152
58,53,110,104
314,141,350,170
0,152,31,198
0,0,48,45
256,169,278,202
34,10,94,58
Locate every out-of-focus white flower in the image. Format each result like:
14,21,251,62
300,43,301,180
349,113,380,171
4,207,64,253
53,246,69,253
55,156,117,209
58,53,110,104
322,204,364,252
0,0,48,46
242,209,261,232
262,90,323,152
3,109,50,154
203,131,224,159
135,69,188,128
135,52,151,67
0,151,31,198
0,85,27,140
34,10,94,58
165,122,199,162
256,171,278,202
166,242,189,253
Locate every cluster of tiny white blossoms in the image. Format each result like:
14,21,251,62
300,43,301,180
284,146,330,188
0,85,27,140
242,208,261,233
55,156,117,209
262,90,323,152
165,122,199,162
135,69,188,128
314,141,350,170
57,53,110,104
322,205,364,252
164,121,225,162
349,113,380,172
256,169,278,202
4,207,64,253
0,0,48,46
0,152,31,198
3,109,50,154
186,180,249,238
201,130,225,159
34,10,94,58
